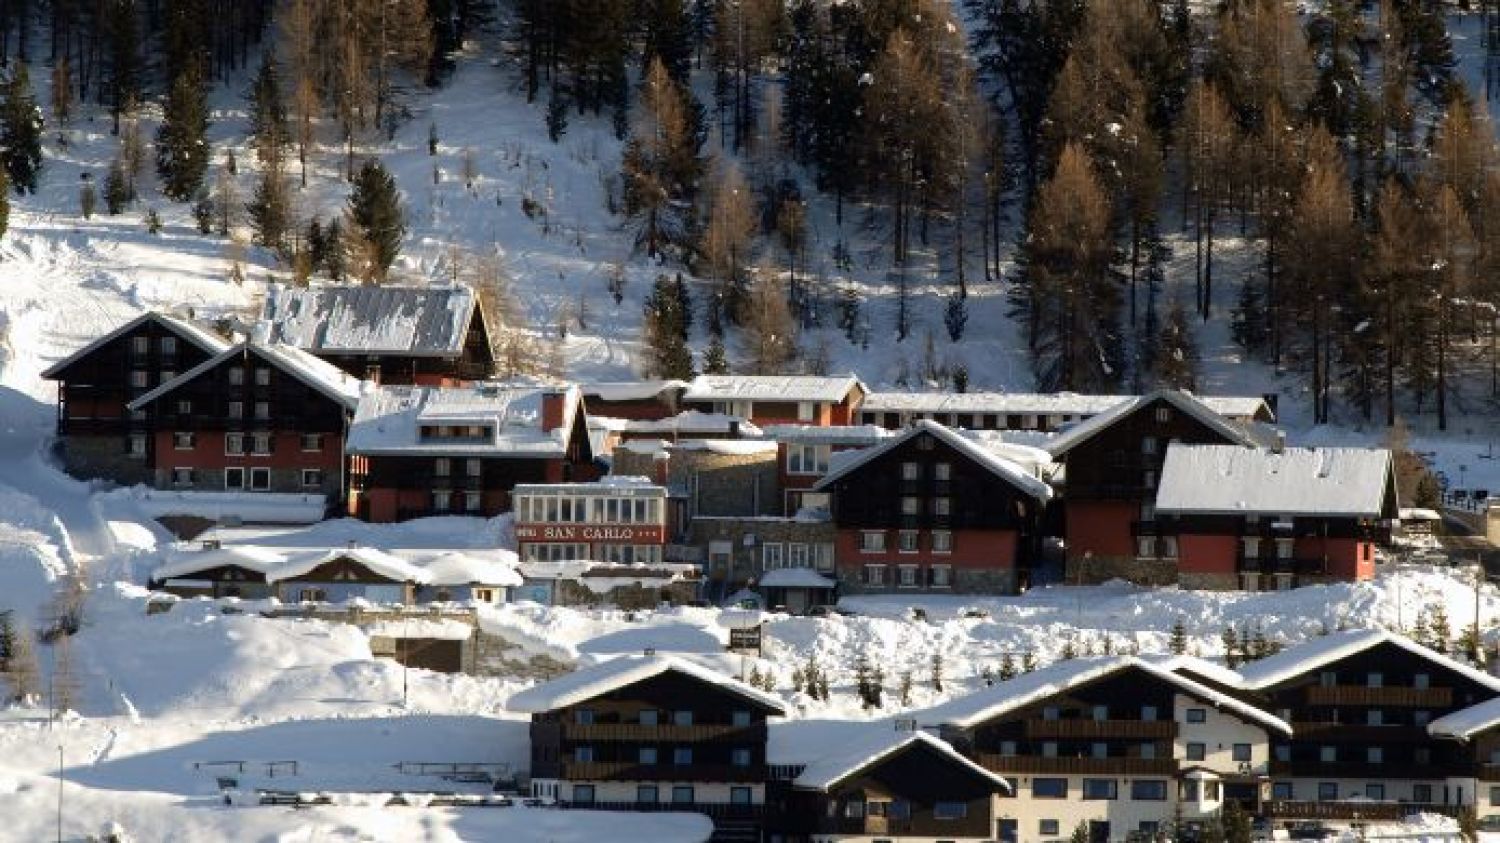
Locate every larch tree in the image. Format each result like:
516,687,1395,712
740,266,797,374
248,52,288,168
621,58,700,259
1372,179,1425,426
701,159,757,327
1180,81,1236,319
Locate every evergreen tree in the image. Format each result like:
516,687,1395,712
0,609,14,670
546,85,568,143
4,624,38,702
247,164,290,253
702,335,730,374
1022,650,1038,673
145,207,162,234
346,158,406,281
944,293,969,342
156,62,211,201
930,653,944,692
247,53,288,167
1222,798,1252,843
106,0,143,135
1221,625,1241,668
643,274,695,379
898,670,913,706
192,191,213,234
1070,822,1090,843
0,63,42,194
1432,605,1453,653
1170,618,1188,655
1061,638,1077,660
324,218,348,282
1153,299,1198,390
78,174,96,220
999,653,1017,680
104,157,131,214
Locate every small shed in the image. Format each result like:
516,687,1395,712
414,550,523,604
756,567,837,615
149,545,288,599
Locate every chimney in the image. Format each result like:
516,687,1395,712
1273,430,1286,454
541,389,567,432
364,364,381,385
652,450,671,486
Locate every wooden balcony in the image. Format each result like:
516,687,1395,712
562,722,767,742
560,762,767,782
1303,685,1453,707
1023,719,1176,740
559,800,764,820
975,754,1177,776
1263,800,1466,822
1290,722,1430,743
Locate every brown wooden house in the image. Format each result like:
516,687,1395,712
126,342,361,498
509,655,785,836
41,312,231,485
1429,696,1500,823
580,380,688,421
264,547,431,604
1044,390,1273,585
259,284,495,385
345,384,596,522
814,420,1054,595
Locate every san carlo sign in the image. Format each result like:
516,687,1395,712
515,524,665,542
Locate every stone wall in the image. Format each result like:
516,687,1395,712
832,565,1017,596
553,577,699,610
1064,555,1179,586
689,517,836,592
58,435,151,486
154,465,341,497
1178,572,1239,590
613,447,780,517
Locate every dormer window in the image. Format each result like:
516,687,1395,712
419,424,495,441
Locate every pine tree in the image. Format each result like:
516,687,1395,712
1170,618,1188,655
702,335,730,374
213,163,238,237
346,158,406,281
78,174,95,220
247,162,291,254
247,53,288,167
192,191,213,234
0,610,14,670
980,665,996,686
156,62,210,201
643,274,694,379
1153,299,1198,390
702,161,757,326
1061,638,1077,660
898,670,913,706
1431,605,1453,653
1022,651,1038,673
741,271,797,374
1071,822,1090,843
999,653,1017,680
930,653,944,692
5,624,38,702
546,84,568,143
145,207,162,234
104,157,130,214
0,63,41,194
1221,625,1241,668
944,293,969,342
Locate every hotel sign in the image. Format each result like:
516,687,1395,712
515,524,666,543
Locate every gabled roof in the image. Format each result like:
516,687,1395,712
861,391,1128,417
581,380,690,402
757,567,836,589
345,383,582,457
506,655,787,715
792,728,1012,793
1428,697,1500,740
259,284,478,357
683,375,866,404
812,420,1053,501
1137,653,1249,690
1154,445,1394,518
264,547,433,585
922,656,1289,734
151,545,289,582
1236,629,1500,693
127,341,365,412
759,424,893,446
1044,390,1265,458
623,411,762,437
42,311,233,379
420,551,523,587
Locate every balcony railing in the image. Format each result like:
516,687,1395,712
558,800,763,820
1289,722,1430,742
562,722,766,742
975,754,1176,775
1023,719,1177,740
560,762,767,782
1262,801,1466,822
1303,685,1453,707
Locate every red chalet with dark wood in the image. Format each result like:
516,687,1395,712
814,420,1054,595
681,375,867,428
126,341,361,498
42,312,231,485
344,383,595,522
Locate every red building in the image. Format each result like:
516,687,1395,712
126,341,360,497
580,380,688,421
1044,390,1272,585
344,384,595,522
512,478,668,565
759,424,892,516
681,375,867,428
1154,444,1397,589
814,420,1054,594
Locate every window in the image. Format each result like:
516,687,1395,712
251,432,271,455
127,433,147,458
574,745,595,762
224,432,244,455
254,367,271,386
1091,742,1108,759
1140,501,1156,522
788,543,809,567
933,496,951,516
931,564,952,588
732,710,751,727
796,401,815,421
860,531,886,553
432,491,452,512
1041,741,1058,758
898,564,918,588
898,530,919,553
730,787,752,805
1367,747,1383,764
865,565,886,586
1040,820,1061,837
1320,670,1338,687
1141,436,1158,455
673,747,692,765
934,462,951,481
227,401,243,419
434,458,450,477
1414,784,1433,803
1033,779,1067,799
999,740,1018,757
1143,469,1157,489
465,458,481,477
1490,787,1500,806
1413,671,1431,689
1243,537,1261,558
1082,779,1118,800
638,709,659,726
224,467,244,490
1273,782,1294,800
1186,708,1206,723
900,496,920,516
173,432,195,449
843,799,865,818
901,461,920,481
813,543,835,572
637,785,659,804
1042,706,1059,721
730,748,752,767
673,710,693,726
1318,782,1338,801
932,530,952,553
1091,704,1108,721
249,467,270,491
1137,537,1157,559
131,336,149,355
672,785,694,804
176,399,193,415
1186,742,1206,761
1161,536,1178,558
1140,743,1156,760
1367,672,1384,688
1414,710,1431,727
1367,709,1384,726
171,467,195,487
1365,783,1386,801
301,469,323,489
1131,780,1168,801
1155,406,1172,423
571,784,594,804
253,401,270,421
787,444,830,474
300,434,323,452
130,370,149,388
762,543,783,570
1276,538,1294,560
159,336,177,355
464,492,482,512
933,801,968,819
1320,746,1337,763
638,747,657,765
228,366,244,386
1141,705,1158,721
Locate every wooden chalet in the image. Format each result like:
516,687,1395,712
1044,390,1274,586
344,383,595,522
779,727,1011,842
681,375,867,427
929,656,1290,843
41,312,231,485
858,391,1274,434
509,655,785,837
580,380,688,421
1237,629,1500,818
126,341,361,498
259,284,495,385
1429,696,1500,824
1154,445,1398,590
265,547,431,604
813,420,1054,595
148,544,286,599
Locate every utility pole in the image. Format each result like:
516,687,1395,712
56,743,63,843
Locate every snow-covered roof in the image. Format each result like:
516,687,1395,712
683,375,865,403
757,568,837,589
1137,653,1248,690
1428,697,1500,740
264,547,434,584
345,384,581,457
127,341,365,412
506,655,787,714
624,411,762,437
581,380,689,401
758,424,893,446
814,420,1053,501
420,551,523,587
42,311,233,379
1154,445,1393,518
616,438,780,457
1237,629,1500,693
1044,390,1265,458
259,284,478,357
859,391,1272,422
514,477,665,497
1200,396,1276,420
151,545,290,581
792,728,1012,793
1401,508,1443,522
922,656,1289,734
